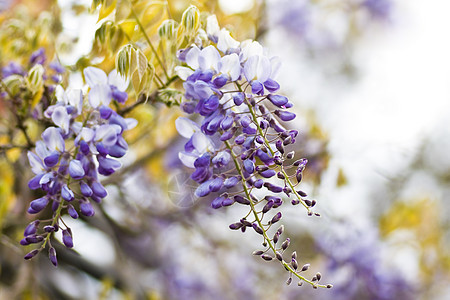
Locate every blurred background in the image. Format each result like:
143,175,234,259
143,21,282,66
0,0,449,299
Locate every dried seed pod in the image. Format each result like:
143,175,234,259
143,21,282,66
286,277,292,285
252,250,264,256
327,284,333,289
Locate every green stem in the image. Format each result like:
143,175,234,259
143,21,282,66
245,101,311,213
224,140,324,288
130,4,170,81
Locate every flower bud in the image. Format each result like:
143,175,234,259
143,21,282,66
291,258,298,270
24,249,39,260
276,251,283,261
62,229,73,248
261,254,273,261
301,264,310,272
24,221,39,236
234,195,250,205
286,151,295,159
281,238,290,250
270,212,282,224
229,223,243,230
49,247,57,267
252,223,264,235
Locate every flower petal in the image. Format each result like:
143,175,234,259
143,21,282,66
175,117,200,138
107,69,128,91
178,151,197,168
51,106,70,134
88,84,112,108
84,66,108,87
42,127,65,152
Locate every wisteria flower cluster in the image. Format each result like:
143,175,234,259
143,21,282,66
21,66,135,266
175,16,331,288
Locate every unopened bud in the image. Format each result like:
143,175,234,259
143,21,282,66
229,223,243,230
252,223,264,235
276,251,283,261
277,225,284,235
291,258,298,270
286,151,295,159
270,212,282,224
281,238,290,250
261,254,273,261
24,249,39,260
301,264,310,271
292,251,297,260
297,190,307,197
316,272,322,281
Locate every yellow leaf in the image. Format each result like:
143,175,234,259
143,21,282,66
140,2,167,35
115,0,132,23
336,168,347,187
31,86,44,109
118,20,137,37
98,0,117,23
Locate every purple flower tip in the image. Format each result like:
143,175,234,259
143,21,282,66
80,202,95,217
62,229,73,248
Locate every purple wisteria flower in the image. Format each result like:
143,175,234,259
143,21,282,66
362,0,392,20
174,15,329,288
316,223,413,300
22,67,135,266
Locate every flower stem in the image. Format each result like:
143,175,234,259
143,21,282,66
130,4,170,81
224,140,325,288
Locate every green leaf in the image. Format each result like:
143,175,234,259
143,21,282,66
115,44,133,77
179,5,200,36
2,75,23,96
27,64,44,93
158,19,178,40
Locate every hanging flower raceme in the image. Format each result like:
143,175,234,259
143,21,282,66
175,15,331,289
22,67,136,266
